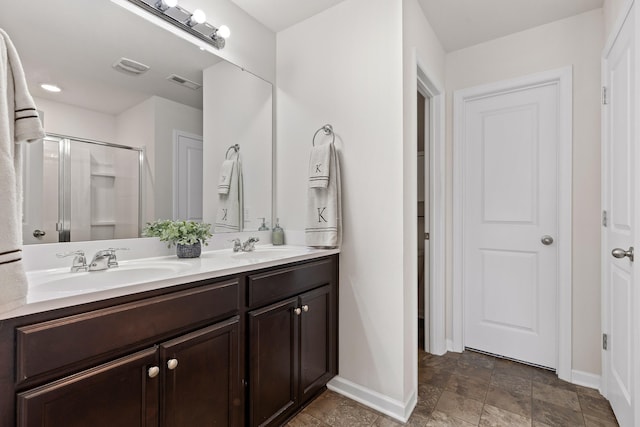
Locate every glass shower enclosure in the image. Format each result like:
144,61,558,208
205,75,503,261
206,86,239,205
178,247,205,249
22,134,143,244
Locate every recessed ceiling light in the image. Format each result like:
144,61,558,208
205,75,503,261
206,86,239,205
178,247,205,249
41,84,61,93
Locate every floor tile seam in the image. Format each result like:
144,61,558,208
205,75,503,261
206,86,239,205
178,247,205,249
481,402,535,426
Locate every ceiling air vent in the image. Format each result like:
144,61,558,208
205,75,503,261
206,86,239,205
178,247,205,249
112,57,150,76
166,74,202,90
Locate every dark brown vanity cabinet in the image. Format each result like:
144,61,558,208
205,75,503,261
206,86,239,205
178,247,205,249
0,255,338,427
247,259,338,427
16,318,241,427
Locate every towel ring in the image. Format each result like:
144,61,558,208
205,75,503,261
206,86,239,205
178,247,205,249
225,144,240,159
312,124,335,146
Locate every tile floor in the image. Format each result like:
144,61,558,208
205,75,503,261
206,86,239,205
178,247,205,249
287,350,619,426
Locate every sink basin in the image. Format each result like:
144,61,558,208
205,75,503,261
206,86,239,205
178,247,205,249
27,261,194,300
229,246,312,262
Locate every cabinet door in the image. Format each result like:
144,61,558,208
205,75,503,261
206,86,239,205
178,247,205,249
249,297,299,427
299,285,335,403
160,317,241,427
16,348,159,427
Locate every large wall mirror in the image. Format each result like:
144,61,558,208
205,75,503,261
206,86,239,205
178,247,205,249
1,0,273,244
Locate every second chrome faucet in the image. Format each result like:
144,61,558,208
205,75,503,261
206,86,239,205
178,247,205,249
230,237,259,252
57,248,129,272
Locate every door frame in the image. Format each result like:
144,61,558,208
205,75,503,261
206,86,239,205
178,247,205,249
601,0,640,415
452,67,573,381
412,52,446,356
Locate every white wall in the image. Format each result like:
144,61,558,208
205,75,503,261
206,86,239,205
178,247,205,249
276,0,410,414
402,0,446,401
202,61,273,231
33,97,117,142
117,99,156,222
603,0,628,37
445,9,604,375
150,97,203,220
116,97,202,222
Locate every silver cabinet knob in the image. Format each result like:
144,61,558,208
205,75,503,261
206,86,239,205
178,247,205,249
294,307,302,315
148,366,160,378
167,358,178,370
541,235,554,246
612,247,634,262
302,305,309,312
33,229,46,238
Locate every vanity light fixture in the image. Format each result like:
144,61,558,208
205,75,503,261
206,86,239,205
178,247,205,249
121,0,230,50
40,84,62,93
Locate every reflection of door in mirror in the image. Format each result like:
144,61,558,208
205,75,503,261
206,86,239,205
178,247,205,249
22,135,143,244
173,131,203,221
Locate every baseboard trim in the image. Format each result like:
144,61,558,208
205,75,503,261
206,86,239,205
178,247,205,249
327,376,416,423
571,369,602,392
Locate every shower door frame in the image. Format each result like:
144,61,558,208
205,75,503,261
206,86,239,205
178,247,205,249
49,134,144,242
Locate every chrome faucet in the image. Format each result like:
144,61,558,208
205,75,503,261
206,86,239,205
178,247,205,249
88,248,128,271
229,237,260,252
230,238,243,252
56,250,88,272
242,237,259,252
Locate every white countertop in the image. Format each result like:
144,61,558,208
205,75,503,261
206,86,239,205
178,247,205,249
1,245,339,320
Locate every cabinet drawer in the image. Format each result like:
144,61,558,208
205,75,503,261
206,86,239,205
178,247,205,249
247,258,334,309
16,280,238,385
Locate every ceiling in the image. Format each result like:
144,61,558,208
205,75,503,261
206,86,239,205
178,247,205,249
230,0,604,52
229,0,346,32
1,0,222,115
416,0,604,52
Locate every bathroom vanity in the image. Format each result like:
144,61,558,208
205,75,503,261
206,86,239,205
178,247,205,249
0,248,338,427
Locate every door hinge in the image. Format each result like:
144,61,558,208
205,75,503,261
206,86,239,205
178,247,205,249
602,86,608,105
425,232,430,241
602,210,608,227
603,333,608,350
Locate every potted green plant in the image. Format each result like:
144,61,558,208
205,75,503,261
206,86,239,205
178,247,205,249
142,219,213,258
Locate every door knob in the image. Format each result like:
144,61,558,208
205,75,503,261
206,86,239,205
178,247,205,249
294,307,302,315
612,247,634,262
302,305,309,312
541,235,554,246
33,229,46,238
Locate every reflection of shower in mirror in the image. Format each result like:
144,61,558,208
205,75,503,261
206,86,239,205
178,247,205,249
22,135,143,244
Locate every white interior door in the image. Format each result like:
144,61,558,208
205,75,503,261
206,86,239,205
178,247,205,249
461,81,560,368
603,5,636,426
173,132,203,221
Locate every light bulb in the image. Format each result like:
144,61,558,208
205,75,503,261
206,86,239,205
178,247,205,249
156,0,177,11
188,9,206,26
216,25,230,39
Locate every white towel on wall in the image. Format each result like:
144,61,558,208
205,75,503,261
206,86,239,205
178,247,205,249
305,142,341,248
0,28,45,314
214,156,243,232
308,142,331,189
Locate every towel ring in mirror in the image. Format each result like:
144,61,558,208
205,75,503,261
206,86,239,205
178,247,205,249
312,124,335,146
226,144,240,159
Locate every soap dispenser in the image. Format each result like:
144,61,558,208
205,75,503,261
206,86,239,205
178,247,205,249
272,218,284,246
258,218,269,231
